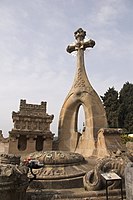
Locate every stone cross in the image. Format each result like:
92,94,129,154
58,28,107,157
66,28,95,53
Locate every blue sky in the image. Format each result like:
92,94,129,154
0,0,133,137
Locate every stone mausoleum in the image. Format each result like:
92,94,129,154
8,99,54,155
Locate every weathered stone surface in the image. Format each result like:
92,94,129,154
9,99,54,155
97,128,126,158
0,154,29,200
125,162,133,200
126,142,133,162
22,151,90,190
26,188,126,200
58,28,107,157
83,154,127,191
0,130,9,154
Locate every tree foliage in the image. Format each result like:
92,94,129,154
101,87,119,128
118,82,133,133
101,82,133,133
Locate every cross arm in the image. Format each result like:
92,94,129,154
66,39,95,54
83,39,95,50
66,44,76,53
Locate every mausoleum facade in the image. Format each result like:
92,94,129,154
8,99,54,155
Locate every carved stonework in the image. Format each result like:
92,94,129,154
74,68,86,88
83,150,132,191
97,128,126,158
0,153,20,165
26,151,85,165
58,28,107,157
9,100,54,155
0,154,29,200
23,151,89,190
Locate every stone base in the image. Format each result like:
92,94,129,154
29,175,83,189
26,188,126,200
24,151,91,190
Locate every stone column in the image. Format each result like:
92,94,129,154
43,136,53,151
36,121,40,130
25,121,28,130
8,137,18,154
26,137,36,153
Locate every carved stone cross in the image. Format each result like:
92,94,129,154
66,28,95,53
58,28,107,157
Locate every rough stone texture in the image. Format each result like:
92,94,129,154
124,142,133,199
0,154,29,200
26,188,126,200
125,162,133,200
8,99,54,155
23,151,90,190
83,155,127,191
0,130,9,154
58,28,107,157
126,142,133,162
97,128,126,158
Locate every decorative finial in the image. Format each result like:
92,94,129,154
66,28,95,53
74,28,86,41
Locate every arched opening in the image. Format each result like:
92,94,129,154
36,136,43,151
18,135,27,151
76,105,86,134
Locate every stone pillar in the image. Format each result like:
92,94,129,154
36,121,40,130
8,137,18,154
43,136,53,151
26,137,36,153
25,121,28,130
125,162,133,200
0,154,29,200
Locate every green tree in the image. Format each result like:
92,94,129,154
118,82,133,133
101,87,119,128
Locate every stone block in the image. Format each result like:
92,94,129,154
125,162,133,200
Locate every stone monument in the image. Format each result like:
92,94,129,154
9,99,54,155
58,28,107,157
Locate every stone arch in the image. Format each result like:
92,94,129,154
75,103,86,133
58,90,107,156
